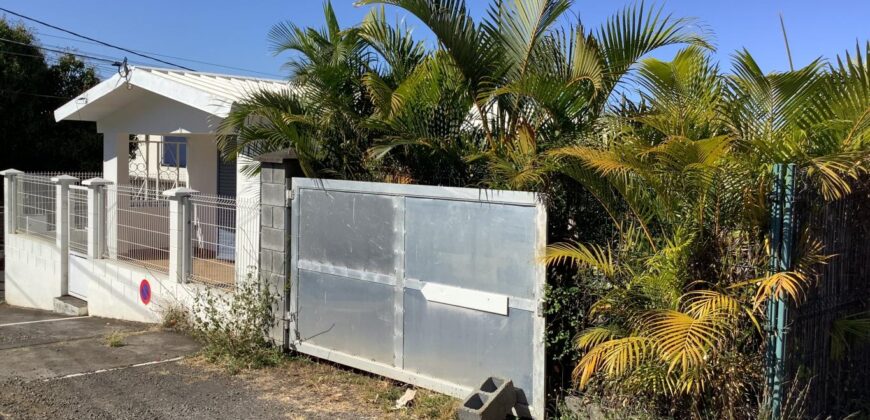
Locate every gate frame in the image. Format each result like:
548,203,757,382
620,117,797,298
286,177,547,419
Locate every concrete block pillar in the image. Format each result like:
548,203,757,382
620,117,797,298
1,169,24,235
255,149,304,347
52,175,79,296
163,187,197,283
82,178,113,259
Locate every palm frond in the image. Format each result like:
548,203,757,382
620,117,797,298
574,336,653,389
645,310,727,374
544,241,616,277
576,325,624,351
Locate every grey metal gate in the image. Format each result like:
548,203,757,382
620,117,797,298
288,178,546,418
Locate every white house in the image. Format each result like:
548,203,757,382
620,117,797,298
0,66,290,318
54,65,289,200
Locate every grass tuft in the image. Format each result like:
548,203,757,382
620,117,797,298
104,330,126,348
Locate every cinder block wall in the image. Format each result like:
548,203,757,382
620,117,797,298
256,150,304,346
258,160,290,345
259,164,288,285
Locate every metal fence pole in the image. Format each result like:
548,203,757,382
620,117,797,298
767,163,797,419
164,187,197,283
83,178,112,259
52,175,79,296
0,169,23,234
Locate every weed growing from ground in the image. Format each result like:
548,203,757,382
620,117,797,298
160,301,191,331
104,330,126,348
190,277,282,373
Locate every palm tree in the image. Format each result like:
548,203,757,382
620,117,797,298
544,43,870,416
218,2,376,179
356,0,712,190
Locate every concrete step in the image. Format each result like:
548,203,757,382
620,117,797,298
54,295,88,316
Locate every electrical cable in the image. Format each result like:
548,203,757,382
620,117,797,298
35,31,284,78
0,36,117,64
0,7,195,70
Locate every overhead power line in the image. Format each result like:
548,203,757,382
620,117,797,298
0,89,77,100
0,36,118,64
0,7,195,71
36,31,285,78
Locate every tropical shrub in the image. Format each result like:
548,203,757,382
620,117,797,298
190,278,282,372
545,43,869,417
217,1,870,417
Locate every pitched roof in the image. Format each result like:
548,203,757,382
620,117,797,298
55,66,289,122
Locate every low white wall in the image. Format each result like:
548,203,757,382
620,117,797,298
84,258,204,324
3,231,208,323
4,234,63,311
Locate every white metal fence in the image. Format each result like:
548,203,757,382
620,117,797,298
189,193,258,289
15,175,57,241
26,171,102,180
5,171,255,290
106,184,171,274
69,185,89,255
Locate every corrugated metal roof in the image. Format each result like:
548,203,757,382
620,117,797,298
134,66,289,103
55,66,292,124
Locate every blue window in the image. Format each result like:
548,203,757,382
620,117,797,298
162,136,187,167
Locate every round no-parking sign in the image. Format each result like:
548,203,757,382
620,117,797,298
139,279,151,305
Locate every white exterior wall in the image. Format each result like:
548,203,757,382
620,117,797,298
83,258,207,323
4,234,63,311
186,134,218,195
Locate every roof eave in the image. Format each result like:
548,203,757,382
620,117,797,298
54,72,126,122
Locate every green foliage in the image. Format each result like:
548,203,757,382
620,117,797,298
190,278,283,373
545,39,869,417
219,2,870,417
0,18,101,172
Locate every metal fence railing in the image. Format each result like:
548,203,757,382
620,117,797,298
189,193,257,290
785,175,870,417
106,184,170,274
6,171,256,289
16,175,57,242
69,185,89,255
27,171,102,180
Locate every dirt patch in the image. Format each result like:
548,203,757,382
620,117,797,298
188,355,458,419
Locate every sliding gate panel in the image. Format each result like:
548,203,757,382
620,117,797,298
289,179,546,418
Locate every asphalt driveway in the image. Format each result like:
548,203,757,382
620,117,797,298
0,304,292,419
0,304,456,419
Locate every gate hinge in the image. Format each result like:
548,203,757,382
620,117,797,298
286,189,295,205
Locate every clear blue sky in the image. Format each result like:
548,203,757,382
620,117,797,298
1,1,868,80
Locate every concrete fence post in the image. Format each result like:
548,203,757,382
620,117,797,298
164,187,197,284
255,149,304,347
82,178,113,259
0,169,24,235
52,175,79,296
